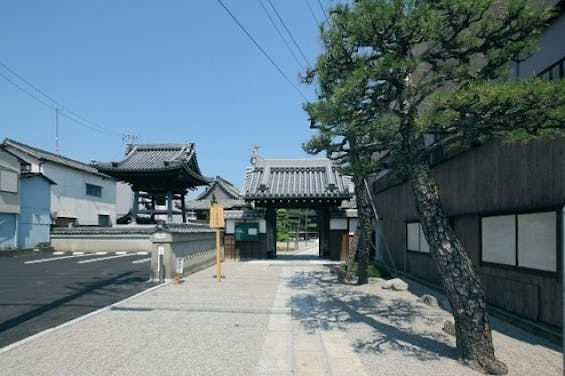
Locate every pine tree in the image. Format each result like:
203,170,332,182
304,1,564,373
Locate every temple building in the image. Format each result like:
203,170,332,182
94,143,210,223
184,176,249,220
223,153,356,260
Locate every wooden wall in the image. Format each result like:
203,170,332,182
372,137,565,328
223,234,268,260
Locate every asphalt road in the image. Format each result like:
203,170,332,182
0,252,156,348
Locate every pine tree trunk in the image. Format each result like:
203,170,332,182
354,175,372,285
408,161,507,375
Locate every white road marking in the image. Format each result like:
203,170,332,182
77,253,137,264
136,251,149,255
116,251,127,255
25,254,97,264
132,257,151,264
72,251,85,255
53,252,65,255
95,251,108,255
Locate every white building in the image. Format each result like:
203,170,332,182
1,139,116,227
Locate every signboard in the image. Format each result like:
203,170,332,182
176,258,184,274
235,223,259,241
158,246,165,256
209,203,225,228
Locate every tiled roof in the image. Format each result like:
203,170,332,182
2,138,109,177
93,143,210,186
186,176,249,210
95,144,199,172
185,198,249,211
195,176,241,200
244,157,352,200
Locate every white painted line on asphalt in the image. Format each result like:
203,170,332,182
116,251,127,255
77,253,137,264
136,251,149,255
72,252,85,255
24,254,97,264
132,257,151,264
53,252,65,255
0,281,170,355
95,252,108,255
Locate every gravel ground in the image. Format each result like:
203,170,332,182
287,268,563,376
0,261,561,375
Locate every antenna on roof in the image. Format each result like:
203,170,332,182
122,134,140,144
250,145,260,166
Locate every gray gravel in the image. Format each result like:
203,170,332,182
0,261,561,375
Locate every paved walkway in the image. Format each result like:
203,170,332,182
0,250,562,375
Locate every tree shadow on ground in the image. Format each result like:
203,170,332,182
287,269,457,362
402,276,562,351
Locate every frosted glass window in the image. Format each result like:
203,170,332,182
407,222,420,251
0,169,18,193
518,212,556,271
330,218,348,230
482,215,516,265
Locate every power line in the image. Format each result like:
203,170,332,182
258,0,305,72
215,0,309,101
266,0,313,69
304,0,321,25
317,0,330,23
0,70,56,111
0,60,124,137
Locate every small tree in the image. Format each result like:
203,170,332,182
304,1,564,374
276,208,292,243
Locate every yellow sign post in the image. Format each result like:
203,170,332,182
209,204,225,282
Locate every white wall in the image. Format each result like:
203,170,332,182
43,162,116,225
116,182,134,216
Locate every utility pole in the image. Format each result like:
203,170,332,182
55,107,61,154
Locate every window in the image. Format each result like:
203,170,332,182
98,215,111,227
481,211,557,272
0,169,18,193
406,222,430,253
86,183,102,197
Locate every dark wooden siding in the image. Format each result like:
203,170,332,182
223,234,268,260
372,138,564,328
329,230,348,260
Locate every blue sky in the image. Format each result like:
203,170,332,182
0,1,337,196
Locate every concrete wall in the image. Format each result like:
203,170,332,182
51,233,152,253
150,229,220,280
